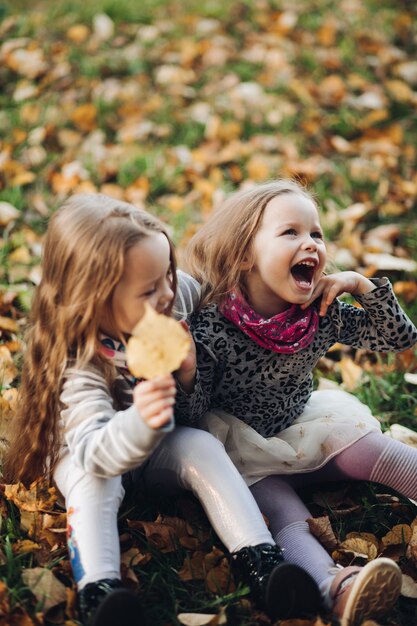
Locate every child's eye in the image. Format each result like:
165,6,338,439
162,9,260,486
311,231,323,239
282,228,297,236
143,288,156,297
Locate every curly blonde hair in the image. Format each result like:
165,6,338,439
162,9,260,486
186,179,317,307
4,194,176,486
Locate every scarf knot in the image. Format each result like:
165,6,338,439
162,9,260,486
219,291,318,354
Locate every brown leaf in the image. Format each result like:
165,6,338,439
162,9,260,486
21,568,67,612
4,481,58,513
307,517,339,551
178,551,206,581
0,581,10,616
206,558,234,595
126,518,178,553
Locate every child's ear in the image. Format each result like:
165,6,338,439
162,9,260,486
239,251,253,272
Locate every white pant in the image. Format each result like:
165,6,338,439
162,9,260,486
54,426,273,588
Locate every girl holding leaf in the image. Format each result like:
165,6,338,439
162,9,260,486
176,179,417,626
4,194,320,626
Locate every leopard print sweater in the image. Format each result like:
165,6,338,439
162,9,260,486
175,278,417,438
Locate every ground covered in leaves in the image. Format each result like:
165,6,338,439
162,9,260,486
0,0,417,624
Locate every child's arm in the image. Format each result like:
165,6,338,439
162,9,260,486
307,273,417,352
61,367,173,478
174,322,197,394
302,271,375,317
175,342,220,423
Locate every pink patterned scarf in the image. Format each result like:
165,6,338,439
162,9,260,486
219,290,319,354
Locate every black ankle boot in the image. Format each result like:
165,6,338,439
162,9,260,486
231,543,321,620
78,578,146,626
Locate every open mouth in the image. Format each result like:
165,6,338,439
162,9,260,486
290,260,317,288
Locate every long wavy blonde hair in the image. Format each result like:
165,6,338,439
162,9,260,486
4,194,177,486
186,179,317,307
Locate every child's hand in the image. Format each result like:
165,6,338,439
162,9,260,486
133,374,176,430
301,271,375,317
174,321,196,394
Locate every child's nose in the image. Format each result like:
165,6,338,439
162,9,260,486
302,235,318,250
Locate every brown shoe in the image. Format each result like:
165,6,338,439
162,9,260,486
330,558,402,626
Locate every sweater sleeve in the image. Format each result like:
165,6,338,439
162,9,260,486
175,339,220,423
330,277,417,351
173,270,201,322
60,367,166,478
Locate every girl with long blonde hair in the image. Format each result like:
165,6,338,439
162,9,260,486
4,193,321,626
177,179,417,626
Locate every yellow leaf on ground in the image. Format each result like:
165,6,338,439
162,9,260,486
126,302,190,379
338,537,378,560
12,540,40,555
381,524,412,546
0,316,18,333
70,103,97,132
339,356,364,391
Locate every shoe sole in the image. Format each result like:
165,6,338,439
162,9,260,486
91,589,146,626
340,558,402,626
264,562,322,620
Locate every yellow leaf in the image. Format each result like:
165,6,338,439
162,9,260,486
70,103,97,132
381,524,412,546
66,24,90,43
338,537,378,560
0,316,17,333
339,356,364,391
12,539,40,555
393,281,417,304
126,303,190,379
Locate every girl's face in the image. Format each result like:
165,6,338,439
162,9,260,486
243,193,327,317
104,232,174,336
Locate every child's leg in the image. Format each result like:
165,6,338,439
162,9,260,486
251,472,402,624
140,426,273,551
54,453,124,588
54,454,145,626
325,431,417,500
250,475,335,589
137,426,321,619
287,431,417,500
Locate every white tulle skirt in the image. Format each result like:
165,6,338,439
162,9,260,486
199,389,382,485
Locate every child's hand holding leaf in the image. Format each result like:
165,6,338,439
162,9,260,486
126,303,192,428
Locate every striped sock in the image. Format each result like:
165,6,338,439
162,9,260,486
370,437,417,500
